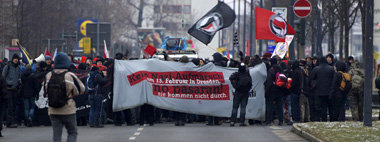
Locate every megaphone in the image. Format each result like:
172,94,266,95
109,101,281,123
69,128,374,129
35,54,45,63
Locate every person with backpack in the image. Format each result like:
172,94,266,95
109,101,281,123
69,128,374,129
229,63,252,127
347,60,364,121
44,52,85,142
330,61,351,121
1,54,21,128
310,57,335,122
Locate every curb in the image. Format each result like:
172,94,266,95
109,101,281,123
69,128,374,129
291,124,324,142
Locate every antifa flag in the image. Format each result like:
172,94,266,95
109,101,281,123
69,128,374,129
188,1,236,45
255,7,295,42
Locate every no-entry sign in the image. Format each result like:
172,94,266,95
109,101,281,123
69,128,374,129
293,0,312,18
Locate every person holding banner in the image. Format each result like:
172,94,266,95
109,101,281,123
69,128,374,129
229,63,252,127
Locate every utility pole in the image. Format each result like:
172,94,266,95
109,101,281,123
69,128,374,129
243,0,246,56
363,0,374,127
250,0,255,55
316,0,323,57
258,0,263,56
288,0,295,59
238,0,241,52
233,0,236,58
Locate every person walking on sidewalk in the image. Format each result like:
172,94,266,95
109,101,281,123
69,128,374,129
44,52,85,142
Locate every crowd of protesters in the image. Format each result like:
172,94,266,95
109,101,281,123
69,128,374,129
0,49,375,141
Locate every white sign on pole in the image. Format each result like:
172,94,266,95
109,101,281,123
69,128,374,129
272,7,288,21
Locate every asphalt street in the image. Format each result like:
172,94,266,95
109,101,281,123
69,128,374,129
0,123,307,142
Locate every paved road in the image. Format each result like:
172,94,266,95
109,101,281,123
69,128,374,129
0,123,307,142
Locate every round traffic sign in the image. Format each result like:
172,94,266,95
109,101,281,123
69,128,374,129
293,0,312,18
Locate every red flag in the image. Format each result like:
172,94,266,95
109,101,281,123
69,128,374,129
255,7,295,42
45,48,52,57
245,40,250,56
144,44,157,57
227,50,230,60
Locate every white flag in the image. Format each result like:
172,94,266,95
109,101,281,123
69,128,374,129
104,40,109,59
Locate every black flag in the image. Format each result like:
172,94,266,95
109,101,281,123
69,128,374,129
188,1,236,45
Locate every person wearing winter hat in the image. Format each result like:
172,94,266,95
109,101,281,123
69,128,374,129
326,54,335,66
45,55,53,71
229,63,252,126
1,54,21,128
44,52,85,142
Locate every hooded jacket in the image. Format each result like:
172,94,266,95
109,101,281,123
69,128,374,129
1,61,21,89
290,60,303,95
212,53,227,67
21,69,39,98
310,57,336,96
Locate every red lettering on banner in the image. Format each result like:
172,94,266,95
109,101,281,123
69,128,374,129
152,84,230,100
127,71,225,86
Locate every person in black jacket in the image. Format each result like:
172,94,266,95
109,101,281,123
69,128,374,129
290,60,302,123
229,63,252,127
0,73,7,137
310,57,336,122
330,61,350,121
88,65,108,128
21,65,39,127
265,57,285,125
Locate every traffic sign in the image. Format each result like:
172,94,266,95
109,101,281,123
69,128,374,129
293,0,312,18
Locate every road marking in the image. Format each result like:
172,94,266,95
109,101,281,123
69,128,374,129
134,132,141,136
137,128,144,131
129,137,136,140
269,126,283,130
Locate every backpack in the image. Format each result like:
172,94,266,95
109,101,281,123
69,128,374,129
47,71,69,108
231,71,252,93
87,71,98,93
275,73,292,90
338,71,352,94
351,69,364,93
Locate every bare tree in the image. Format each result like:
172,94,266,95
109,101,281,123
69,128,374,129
332,0,359,60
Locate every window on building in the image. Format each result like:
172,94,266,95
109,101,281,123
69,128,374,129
162,5,182,14
183,5,191,14
154,5,161,13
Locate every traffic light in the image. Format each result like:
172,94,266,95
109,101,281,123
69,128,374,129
294,19,306,46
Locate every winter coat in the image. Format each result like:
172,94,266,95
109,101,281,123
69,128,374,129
290,63,303,95
94,72,109,96
265,65,286,98
310,63,335,96
330,72,345,98
1,62,21,89
44,69,85,115
21,70,39,98
0,77,6,101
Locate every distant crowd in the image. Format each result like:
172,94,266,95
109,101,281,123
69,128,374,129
0,50,377,141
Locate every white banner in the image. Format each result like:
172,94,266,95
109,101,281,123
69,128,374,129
113,59,267,120
272,35,294,58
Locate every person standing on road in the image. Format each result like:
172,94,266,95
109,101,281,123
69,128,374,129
290,60,303,123
44,52,85,142
20,65,39,127
0,70,7,137
330,61,351,121
1,54,22,128
310,57,335,122
347,60,364,121
229,63,252,127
